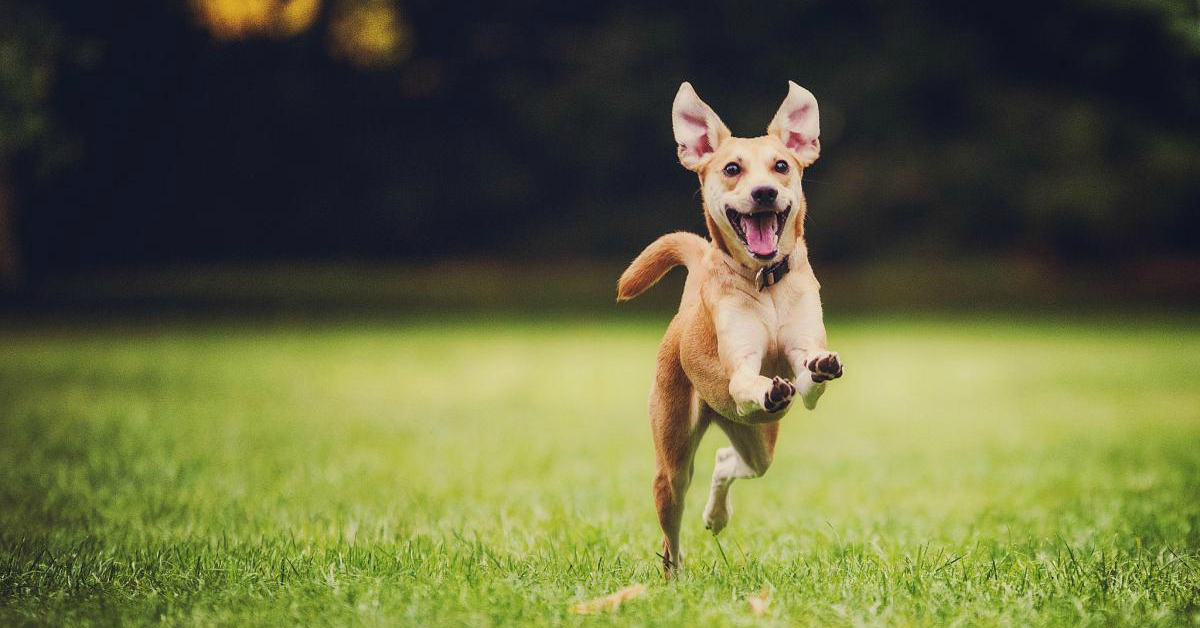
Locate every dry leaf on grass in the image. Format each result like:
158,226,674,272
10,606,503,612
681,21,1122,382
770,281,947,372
747,588,771,617
568,583,647,614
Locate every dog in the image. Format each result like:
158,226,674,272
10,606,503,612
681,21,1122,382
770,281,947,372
617,81,843,576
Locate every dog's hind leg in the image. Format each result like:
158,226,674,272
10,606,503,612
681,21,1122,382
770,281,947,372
702,416,779,535
650,376,708,578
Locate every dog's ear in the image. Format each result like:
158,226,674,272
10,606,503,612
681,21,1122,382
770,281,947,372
767,81,820,167
672,82,730,171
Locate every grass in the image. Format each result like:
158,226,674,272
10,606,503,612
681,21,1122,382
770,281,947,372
0,312,1198,626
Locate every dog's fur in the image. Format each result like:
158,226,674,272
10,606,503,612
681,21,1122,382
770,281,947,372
618,82,843,576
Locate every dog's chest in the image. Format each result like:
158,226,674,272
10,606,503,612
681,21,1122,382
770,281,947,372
756,304,793,377
730,290,794,374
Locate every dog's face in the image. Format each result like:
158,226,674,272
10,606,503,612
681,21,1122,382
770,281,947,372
672,82,821,267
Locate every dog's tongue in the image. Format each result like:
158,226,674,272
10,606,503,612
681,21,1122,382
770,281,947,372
741,213,778,256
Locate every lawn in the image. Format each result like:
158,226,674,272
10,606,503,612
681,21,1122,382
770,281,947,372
1,313,1198,626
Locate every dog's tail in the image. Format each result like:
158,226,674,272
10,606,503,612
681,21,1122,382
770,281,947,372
617,232,708,301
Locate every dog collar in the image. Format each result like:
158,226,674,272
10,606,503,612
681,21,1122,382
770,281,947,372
720,251,790,291
754,256,790,291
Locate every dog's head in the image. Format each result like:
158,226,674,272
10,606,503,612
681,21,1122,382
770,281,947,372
672,81,820,267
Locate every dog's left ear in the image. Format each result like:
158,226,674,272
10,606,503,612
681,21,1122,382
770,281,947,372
768,81,820,167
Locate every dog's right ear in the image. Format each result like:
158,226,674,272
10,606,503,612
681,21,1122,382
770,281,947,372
672,82,730,172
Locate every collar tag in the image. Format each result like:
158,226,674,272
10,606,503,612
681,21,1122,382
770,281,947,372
755,256,790,291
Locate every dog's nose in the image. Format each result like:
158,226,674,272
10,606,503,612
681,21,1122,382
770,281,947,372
751,186,778,206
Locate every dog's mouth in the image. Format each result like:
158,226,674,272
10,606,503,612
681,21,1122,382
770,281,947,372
726,205,791,260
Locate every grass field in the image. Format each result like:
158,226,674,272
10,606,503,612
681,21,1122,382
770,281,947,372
1,313,1198,626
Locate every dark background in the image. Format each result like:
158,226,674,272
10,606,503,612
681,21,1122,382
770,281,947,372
1,0,1198,306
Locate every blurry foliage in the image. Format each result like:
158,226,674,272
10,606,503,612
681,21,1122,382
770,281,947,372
0,0,85,285
4,0,1200,273
327,0,411,68
0,1,74,167
189,0,320,40
190,0,411,68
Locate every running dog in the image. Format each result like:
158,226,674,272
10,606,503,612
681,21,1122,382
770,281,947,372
617,81,843,576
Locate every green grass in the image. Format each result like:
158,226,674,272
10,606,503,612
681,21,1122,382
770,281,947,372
1,313,1198,626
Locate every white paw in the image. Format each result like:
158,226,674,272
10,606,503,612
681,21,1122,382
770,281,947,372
804,350,844,383
703,492,731,535
735,376,795,416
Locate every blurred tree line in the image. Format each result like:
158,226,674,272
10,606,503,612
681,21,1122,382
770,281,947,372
0,0,1198,285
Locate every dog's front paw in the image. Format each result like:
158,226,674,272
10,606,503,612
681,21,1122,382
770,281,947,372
805,351,843,383
734,375,794,416
763,376,795,413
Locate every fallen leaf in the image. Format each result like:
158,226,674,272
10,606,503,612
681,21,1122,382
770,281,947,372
747,588,771,617
568,583,647,614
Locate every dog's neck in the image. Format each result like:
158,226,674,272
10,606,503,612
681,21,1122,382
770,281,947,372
715,247,791,291
705,206,799,290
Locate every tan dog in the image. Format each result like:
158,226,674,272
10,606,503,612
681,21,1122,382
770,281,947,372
617,81,843,576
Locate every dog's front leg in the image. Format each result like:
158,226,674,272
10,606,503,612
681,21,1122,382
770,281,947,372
780,295,843,410
716,303,794,416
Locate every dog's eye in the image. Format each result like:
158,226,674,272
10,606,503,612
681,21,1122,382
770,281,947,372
722,162,741,177
774,160,790,174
